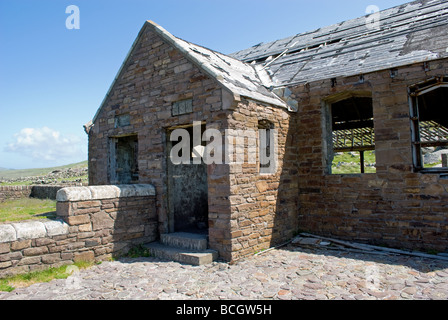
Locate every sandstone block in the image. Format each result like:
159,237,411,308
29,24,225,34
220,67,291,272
23,246,49,257
10,240,31,251
67,215,91,226
0,243,10,254
74,251,95,262
41,253,62,264
91,211,114,230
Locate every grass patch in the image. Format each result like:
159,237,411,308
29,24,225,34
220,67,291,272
332,151,376,174
125,244,151,258
0,198,57,223
0,260,96,292
0,161,87,181
0,174,88,186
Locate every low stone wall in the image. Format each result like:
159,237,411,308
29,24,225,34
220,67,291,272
0,186,33,202
0,184,157,277
0,185,84,202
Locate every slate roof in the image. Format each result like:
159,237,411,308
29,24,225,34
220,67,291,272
148,21,288,108
87,0,448,131
230,0,448,87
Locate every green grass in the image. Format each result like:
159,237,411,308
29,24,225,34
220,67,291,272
0,161,87,180
425,161,442,168
0,175,89,186
0,260,96,292
125,244,151,258
0,198,57,223
332,151,376,174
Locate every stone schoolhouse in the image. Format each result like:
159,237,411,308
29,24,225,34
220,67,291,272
85,0,448,262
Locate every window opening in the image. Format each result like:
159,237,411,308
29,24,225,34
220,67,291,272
114,114,130,128
330,97,376,174
109,135,139,184
410,77,448,172
258,120,275,174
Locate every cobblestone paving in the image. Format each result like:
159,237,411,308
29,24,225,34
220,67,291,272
1,245,447,300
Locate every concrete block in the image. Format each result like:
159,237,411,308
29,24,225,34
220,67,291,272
12,221,47,240
57,187,92,202
132,184,156,196
43,219,69,237
56,184,155,201
116,185,136,198
161,232,208,251
145,242,218,266
0,225,17,243
88,185,120,200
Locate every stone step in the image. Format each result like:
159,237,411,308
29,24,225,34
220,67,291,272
160,232,208,251
144,242,218,266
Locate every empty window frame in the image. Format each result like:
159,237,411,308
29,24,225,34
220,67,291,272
258,120,276,174
329,96,376,174
109,135,139,184
114,114,131,128
409,77,448,172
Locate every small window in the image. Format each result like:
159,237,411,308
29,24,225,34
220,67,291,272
114,114,130,128
329,96,376,174
109,135,139,184
409,77,448,172
172,99,193,116
258,120,276,174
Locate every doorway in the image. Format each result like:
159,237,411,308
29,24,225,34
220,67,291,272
166,124,208,234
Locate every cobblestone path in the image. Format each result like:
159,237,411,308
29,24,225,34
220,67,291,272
1,245,447,300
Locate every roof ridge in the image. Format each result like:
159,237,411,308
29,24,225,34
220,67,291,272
146,21,289,109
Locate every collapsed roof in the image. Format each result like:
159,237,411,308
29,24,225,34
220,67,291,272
231,0,448,87
86,0,448,132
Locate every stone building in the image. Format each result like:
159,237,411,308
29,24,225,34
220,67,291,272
85,0,448,262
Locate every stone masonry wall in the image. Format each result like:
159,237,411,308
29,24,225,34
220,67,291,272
226,99,298,261
0,186,33,202
0,184,157,277
0,185,82,202
87,25,235,260
292,59,448,253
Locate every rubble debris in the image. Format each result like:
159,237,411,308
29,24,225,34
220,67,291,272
292,233,448,261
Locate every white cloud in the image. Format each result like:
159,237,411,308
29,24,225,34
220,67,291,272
5,127,86,163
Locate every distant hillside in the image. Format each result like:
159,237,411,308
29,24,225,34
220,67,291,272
0,161,88,182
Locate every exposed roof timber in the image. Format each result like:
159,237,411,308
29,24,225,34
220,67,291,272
230,0,448,86
232,0,448,62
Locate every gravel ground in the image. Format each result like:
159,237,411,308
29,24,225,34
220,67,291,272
1,244,447,301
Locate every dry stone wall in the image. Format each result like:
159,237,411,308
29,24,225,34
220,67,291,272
0,184,157,277
0,185,83,202
0,186,33,202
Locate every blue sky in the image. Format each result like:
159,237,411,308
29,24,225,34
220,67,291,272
0,0,410,169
